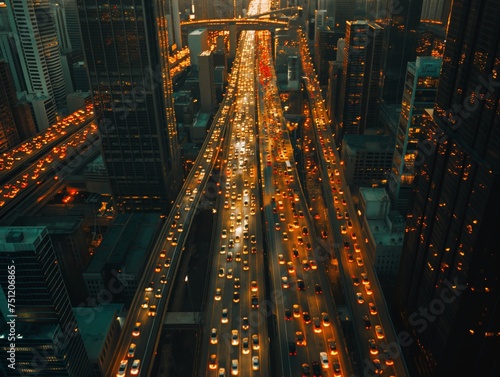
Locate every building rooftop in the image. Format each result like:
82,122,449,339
85,213,161,275
359,187,390,203
73,303,123,360
0,321,57,341
343,134,394,152
366,218,405,247
193,112,211,127
0,226,47,252
13,215,82,235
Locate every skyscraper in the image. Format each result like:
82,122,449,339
0,227,92,376
198,50,217,113
395,1,500,376
6,0,68,127
0,61,20,152
338,20,383,139
388,56,441,213
380,0,423,106
77,0,182,212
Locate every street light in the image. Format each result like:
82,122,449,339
185,275,196,321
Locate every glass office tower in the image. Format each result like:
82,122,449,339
395,1,500,376
77,0,182,212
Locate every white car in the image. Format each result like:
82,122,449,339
231,329,239,346
320,352,329,369
375,325,385,339
356,292,364,304
252,356,259,370
117,360,128,377
221,308,228,323
130,359,140,375
210,328,218,344
231,359,239,375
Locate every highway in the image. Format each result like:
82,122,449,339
299,32,409,377
109,1,409,376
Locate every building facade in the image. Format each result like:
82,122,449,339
395,1,500,375
77,0,182,212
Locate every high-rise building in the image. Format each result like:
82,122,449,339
338,20,383,139
188,28,208,70
314,26,342,86
198,50,217,113
0,61,19,152
388,56,441,213
6,0,68,126
78,0,182,212
333,0,354,32
0,227,92,376
421,0,452,23
380,0,423,107
395,1,500,376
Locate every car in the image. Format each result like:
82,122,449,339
365,284,373,295
356,292,364,304
252,333,259,349
218,367,226,377
155,263,161,272
303,311,311,324
340,225,347,233
160,249,166,257
293,304,301,318
278,254,285,264
302,363,311,376
356,257,364,266
373,358,383,374
352,276,360,286
160,274,167,284
117,360,128,377
297,235,304,245
155,288,162,298
209,354,217,369
312,361,321,377
351,232,357,240
164,258,171,268
222,229,227,238
233,291,240,303
218,268,225,277
251,280,258,292
241,316,249,330
242,260,249,270
231,329,239,346
375,325,385,339
322,312,330,326
252,356,259,370
145,281,154,292
363,315,372,329
226,252,233,262
130,359,140,375
383,350,394,365
210,328,218,344
289,341,297,355
284,308,292,320
361,272,369,284
328,339,338,355
282,232,289,241
295,331,306,345
369,303,378,315
348,254,354,262
333,362,341,377
220,245,226,254
251,294,259,308
347,220,353,229
231,359,238,375
319,352,329,369
313,317,322,333
281,276,290,288
227,268,234,279
250,235,256,244
287,261,295,273
310,260,318,269
292,248,299,258
302,259,310,271
297,279,305,291
368,338,378,354
233,278,240,289
314,284,322,294
215,288,222,301
221,308,228,323
321,229,328,238
132,322,141,337
354,243,361,252
251,246,257,254
128,343,136,358
302,226,309,236
275,223,280,231
337,212,343,220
